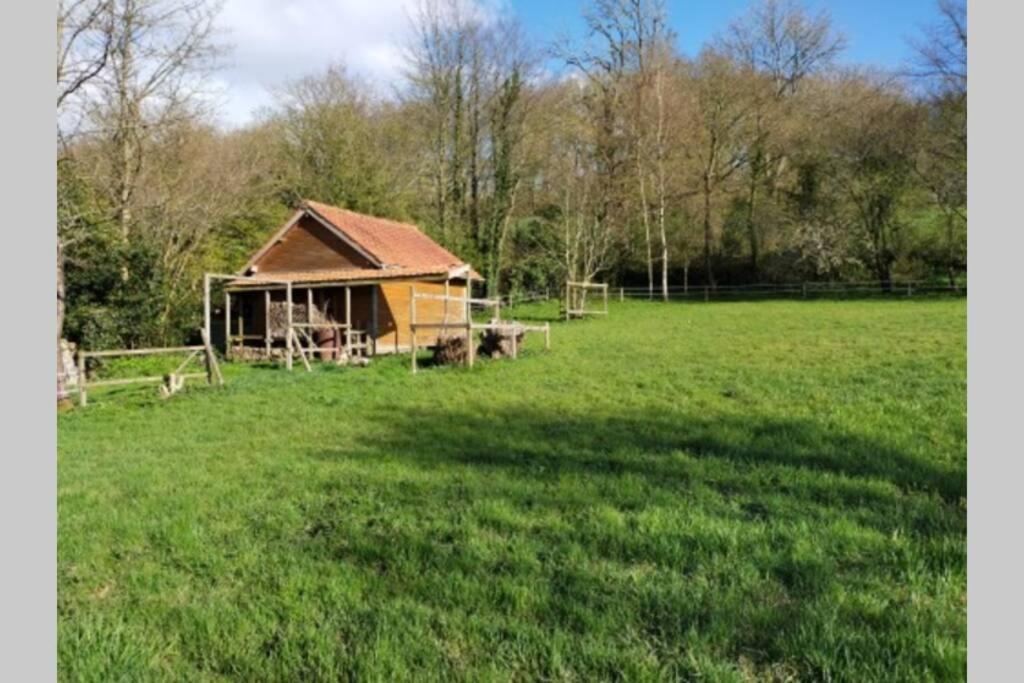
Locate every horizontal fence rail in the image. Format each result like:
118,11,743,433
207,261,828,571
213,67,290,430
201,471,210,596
455,280,964,310
75,331,223,407
617,280,965,301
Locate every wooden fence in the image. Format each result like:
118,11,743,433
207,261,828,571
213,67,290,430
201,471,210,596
75,330,223,407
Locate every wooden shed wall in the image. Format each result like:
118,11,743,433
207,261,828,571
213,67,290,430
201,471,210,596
255,215,376,273
376,280,468,352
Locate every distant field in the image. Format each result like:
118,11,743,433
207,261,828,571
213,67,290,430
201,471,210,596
58,299,967,681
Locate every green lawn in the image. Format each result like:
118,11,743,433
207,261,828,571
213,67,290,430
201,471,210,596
58,299,967,682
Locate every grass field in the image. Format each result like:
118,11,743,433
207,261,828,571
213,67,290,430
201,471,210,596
58,299,967,681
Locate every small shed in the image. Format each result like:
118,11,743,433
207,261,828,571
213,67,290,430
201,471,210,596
222,200,481,357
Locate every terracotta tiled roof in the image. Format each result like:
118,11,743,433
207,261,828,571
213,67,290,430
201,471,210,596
237,200,481,286
303,200,467,272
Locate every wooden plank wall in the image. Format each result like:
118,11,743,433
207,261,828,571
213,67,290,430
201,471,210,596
256,215,375,272
377,280,468,352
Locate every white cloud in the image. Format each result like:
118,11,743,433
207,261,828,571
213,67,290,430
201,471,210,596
211,0,508,128
213,0,415,127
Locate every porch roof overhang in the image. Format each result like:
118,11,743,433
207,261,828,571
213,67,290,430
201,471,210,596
225,264,483,290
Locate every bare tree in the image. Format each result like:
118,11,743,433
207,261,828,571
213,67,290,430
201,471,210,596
405,0,478,246
562,1,674,298
685,51,752,288
909,0,966,287
722,0,845,98
719,0,845,279
556,1,636,286
62,0,227,347
57,0,113,407
480,24,535,295
406,1,535,294
823,73,921,291
909,0,966,99
87,0,224,251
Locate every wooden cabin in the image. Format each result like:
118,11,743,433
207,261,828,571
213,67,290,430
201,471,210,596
223,200,480,358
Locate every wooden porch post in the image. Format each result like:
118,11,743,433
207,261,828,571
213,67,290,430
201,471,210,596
203,273,211,345
345,285,352,356
466,275,474,368
264,289,271,356
370,285,379,356
286,282,293,371
77,352,87,407
224,291,231,359
306,287,315,360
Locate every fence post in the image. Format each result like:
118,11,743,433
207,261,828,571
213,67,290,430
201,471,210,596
802,283,807,299
704,286,709,303
620,287,624,302
224,290,231,360
285,282,293,371
203,273,211,347
77,352,87,407
906,282,913,297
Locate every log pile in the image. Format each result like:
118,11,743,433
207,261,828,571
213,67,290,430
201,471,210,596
433,334,470,365
267,301,329,337
229,345,282,362
478,320,524,359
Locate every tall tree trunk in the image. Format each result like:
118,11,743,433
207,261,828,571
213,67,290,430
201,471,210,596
746,168,760,281
654,68,668,301
449,63,464,237
488,181,520,298
637,166,653,299
113,6,138,281
468,71,481,241
57,236,71,408
946,211,959,291
435,114,448,242
658,205,668,302
702,172,715,288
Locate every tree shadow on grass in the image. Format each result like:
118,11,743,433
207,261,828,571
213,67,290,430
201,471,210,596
315,406,965,507
295,407,965,678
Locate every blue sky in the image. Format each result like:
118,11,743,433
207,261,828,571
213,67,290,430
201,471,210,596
512,0,940,69
213,0,942,127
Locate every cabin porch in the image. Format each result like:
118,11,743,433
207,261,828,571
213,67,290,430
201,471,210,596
222,283,378,361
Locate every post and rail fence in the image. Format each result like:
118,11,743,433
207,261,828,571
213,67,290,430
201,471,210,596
613,280,966,302
74,328,223,407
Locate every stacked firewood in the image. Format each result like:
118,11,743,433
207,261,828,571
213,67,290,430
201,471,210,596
433,334,470,365
267,302,328,337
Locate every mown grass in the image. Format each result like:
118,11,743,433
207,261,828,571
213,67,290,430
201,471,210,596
58,299,966,681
